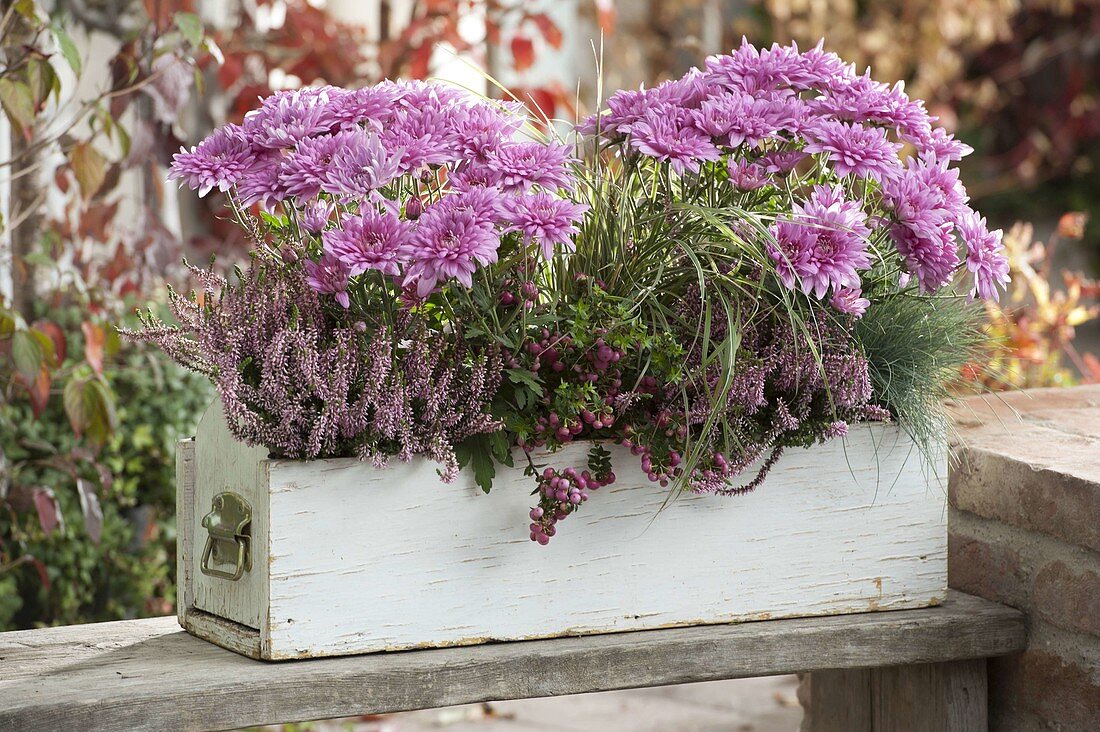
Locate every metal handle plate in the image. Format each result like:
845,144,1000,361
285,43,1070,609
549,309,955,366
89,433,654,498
200,492,252,581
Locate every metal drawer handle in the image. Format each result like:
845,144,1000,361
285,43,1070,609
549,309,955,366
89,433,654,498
200,492,252,581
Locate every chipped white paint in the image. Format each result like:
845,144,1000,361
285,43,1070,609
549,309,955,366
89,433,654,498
178,401,947,660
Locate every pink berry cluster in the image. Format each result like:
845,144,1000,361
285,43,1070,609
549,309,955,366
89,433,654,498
622,438,684,488
528,465,616,544
499,279,539,308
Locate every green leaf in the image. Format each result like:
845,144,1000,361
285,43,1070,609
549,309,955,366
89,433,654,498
28,328,57,369
84,379,119,446
505,368,544,396
26,58,58,108
64,377,88,437
455,435,497,493
70,142,108,200
51,23,82,75
468,446,496,493
174,12,204,47
12,330,44,383
20,251,55,268
13,0,38,21
114,120,131,159
0,311,15,340
0,78,37,132
488,430,514,467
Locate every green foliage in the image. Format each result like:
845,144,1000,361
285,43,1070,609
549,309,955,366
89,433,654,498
853,294,986,458
0,304,210,630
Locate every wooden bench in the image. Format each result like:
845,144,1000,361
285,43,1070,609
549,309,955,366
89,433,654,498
0,590,1024,731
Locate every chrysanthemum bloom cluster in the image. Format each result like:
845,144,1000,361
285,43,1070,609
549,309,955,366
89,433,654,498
585,39,1010,305
169,81,585,303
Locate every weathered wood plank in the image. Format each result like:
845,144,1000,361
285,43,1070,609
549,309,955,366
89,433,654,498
176,439,196,628
806,669,872,732
806,660,987,731
871,660,987,731
0,592,1024,732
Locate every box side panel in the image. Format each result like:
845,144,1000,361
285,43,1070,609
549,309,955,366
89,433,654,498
191,401,271,631
176,439,196,627
263,424,947,659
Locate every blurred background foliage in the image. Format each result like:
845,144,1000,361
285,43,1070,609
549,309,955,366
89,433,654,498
0,0,1097,630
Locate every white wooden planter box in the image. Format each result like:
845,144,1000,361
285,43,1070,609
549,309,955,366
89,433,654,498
177,402,947,660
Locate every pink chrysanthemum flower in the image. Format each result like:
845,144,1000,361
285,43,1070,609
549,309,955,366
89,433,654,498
905,126,974,163
692,92,779,147
403,205,500,296
169,125,253,197
600,87,660,135
323,210,413,277
455,104,524,164
492,142,575,193
383,79,465,110
768,185,872,299
383,105,461,173
891,223,960,294
449,163,503,191
501,193,588,258
727,159,769,190
244,87,343,149
330,84,402,131
235,152,287,212
320,129,402,201
280,133,341,200
759,149,808,175
803,120,903,182
882,157,971,292
304,254,352,308
438,187,506,225
651,68,711,108
299,200,333,233
830,287,870,318
815,73,932,141
957,210,1009,301
630,110,721,175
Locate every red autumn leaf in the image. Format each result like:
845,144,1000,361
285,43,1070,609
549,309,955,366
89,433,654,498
530,13,563,49
54,166,70,193
31,557,50,589
217,53,246,90
32,320,66,364
511,36,536,72
32,487,62,536
77,201,119,242
594,0,616,34
143,0,195,32
99,243,134,287
27,366,51,418
408,43,433,80
82,321,106,377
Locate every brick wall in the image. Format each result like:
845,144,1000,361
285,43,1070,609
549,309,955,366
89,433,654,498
948,386,1100,730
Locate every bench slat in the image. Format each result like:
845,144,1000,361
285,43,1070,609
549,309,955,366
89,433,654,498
0,591,1024,732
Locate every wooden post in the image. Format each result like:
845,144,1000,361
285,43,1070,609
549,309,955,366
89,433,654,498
807,660,987,731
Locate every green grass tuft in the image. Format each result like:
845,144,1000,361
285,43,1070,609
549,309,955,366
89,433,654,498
853,293,986,461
